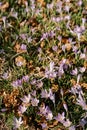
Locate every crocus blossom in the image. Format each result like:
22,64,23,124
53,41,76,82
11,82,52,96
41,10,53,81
21,94,31,104
31,98,39,106
13,117,23,129
76,94,87,110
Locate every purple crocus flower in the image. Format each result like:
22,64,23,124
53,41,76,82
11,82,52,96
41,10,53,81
45,110,53,120
11,81,19,87
31,90,36,97
11,79,22,88
10,8,18,18
56,1,62,8
72,46,78,53
63,119,72,127
74,26,82,33
41,89,55,103
68,38,76,45
64,5,70,12
52,17,57,22
54,112,65,123
79,118,87,128
17,79,22,86
1,108,7,112
20,44,27,51
21,94,31,104
77,0,82,6
64,15,71,20
69,86,78,95
45,106,53,120
41,89,49,99
47,3,53,9
28,37,32,43
20,34,27,40
36,81,43,88
16,61,23,67
41,123,47,129
54,113,72,128
49,89,55,104
22,75,29,82
52,45,58,52
37,47,42,53
80,53,86,59
13,117,23,129
45,61,57,79
2,72,9,79
40,32,49,41
39,104,53,120
58,65,64,78
76,94,87,110
18,105,27,114
71,68,78,76
73,26,82,40
49,31,55,38
70,84,83,95
39,105,53,120
58,35,62,41
63,64,68,71
69,125,75,130
79,67,86,73
62,45,66,52
31,98,39,106
63,103,68,112
30,79,37,85
39,105,47,115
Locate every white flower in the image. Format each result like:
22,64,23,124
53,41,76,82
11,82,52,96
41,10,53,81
21,94,31,104
13,117,23,129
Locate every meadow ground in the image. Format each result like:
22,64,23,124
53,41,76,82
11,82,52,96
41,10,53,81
0,0,87,130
